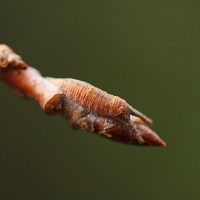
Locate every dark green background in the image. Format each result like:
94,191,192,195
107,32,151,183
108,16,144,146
0,1,199,199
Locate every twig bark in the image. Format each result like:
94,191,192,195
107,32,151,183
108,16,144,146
0,44,166,147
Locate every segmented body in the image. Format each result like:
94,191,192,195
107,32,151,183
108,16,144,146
60,79,128,117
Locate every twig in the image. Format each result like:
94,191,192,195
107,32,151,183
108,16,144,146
0,44,166,147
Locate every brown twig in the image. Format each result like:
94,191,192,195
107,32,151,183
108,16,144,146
0,44,166,147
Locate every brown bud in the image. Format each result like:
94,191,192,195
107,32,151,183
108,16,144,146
0,44,27,69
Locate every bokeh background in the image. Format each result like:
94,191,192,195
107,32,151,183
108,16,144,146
0,1,200,199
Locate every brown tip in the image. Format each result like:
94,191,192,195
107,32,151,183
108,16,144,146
129,116,166,146
136,123,166,147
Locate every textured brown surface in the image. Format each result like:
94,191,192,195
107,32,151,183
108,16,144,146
50,78,152,123
48,78,154,143
0,44,166,146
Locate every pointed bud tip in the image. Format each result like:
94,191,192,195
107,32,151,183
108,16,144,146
136,123,166,147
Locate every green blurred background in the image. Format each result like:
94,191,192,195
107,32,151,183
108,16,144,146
0,0,199,199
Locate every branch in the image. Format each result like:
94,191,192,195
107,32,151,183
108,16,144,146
0,44,166,147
